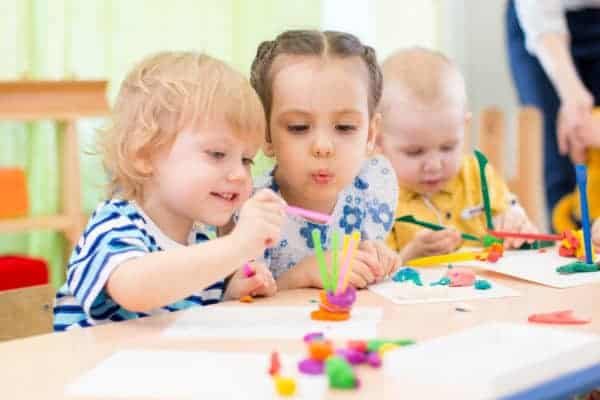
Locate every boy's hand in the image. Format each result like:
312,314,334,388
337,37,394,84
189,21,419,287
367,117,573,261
232,189,286,260
224,262,277,300
492,207,538,249
400,229,462,261
592,219,600,253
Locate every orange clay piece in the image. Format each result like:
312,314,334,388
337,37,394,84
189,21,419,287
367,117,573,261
240,295,254,303
559,230,584,258
308,340,334,360
310,308,350,321
310,290,352,321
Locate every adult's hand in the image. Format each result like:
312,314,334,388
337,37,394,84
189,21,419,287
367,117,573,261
557,88,594,163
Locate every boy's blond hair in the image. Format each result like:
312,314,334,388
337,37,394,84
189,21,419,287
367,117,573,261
101,51,266,200
381,47,467,112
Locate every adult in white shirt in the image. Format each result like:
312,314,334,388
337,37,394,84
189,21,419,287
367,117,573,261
506,0,600,219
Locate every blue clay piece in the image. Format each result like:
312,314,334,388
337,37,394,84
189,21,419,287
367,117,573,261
474,279,492,290
392,267,423,286
430,277,451,286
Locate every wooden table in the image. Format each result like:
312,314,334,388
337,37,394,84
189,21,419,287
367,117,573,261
2,270,600,399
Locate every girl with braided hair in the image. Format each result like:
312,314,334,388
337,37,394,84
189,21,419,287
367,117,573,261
250,30,400,290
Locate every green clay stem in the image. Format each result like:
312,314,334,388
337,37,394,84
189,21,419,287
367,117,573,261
474,150,494,230
331,231,340,293
395,215,481,242
311,229,331,291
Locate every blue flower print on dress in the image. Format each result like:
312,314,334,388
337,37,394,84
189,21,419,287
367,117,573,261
280,239,288,248
368,202,394,231
263,248,272,260
299,223,327,249
339,205,363,234
354,176,369,190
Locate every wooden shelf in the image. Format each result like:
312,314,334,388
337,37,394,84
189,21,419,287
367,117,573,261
0,80,109,120
0,215,74,234
0,79,110,255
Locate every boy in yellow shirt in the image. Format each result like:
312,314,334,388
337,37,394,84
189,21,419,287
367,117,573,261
379,48,538,261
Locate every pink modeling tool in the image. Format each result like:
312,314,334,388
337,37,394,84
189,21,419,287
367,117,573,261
286,205,332,224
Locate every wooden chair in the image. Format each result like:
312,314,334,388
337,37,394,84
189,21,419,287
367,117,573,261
0,255,54,341
466,106,545,229
0,284,54,341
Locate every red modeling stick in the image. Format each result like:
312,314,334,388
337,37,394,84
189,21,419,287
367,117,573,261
488,230,564,242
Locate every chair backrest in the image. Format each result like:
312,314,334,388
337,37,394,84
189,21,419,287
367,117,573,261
0,284,54,341
466,106,545,230
0,255,53,341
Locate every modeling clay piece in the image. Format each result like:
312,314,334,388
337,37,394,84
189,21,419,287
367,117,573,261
474,150,494,230
308,340,334,361
366,339,415,353
347,340,368,353
445,267,476,287
482,234,503,248
559,230,584,258
269,352,281,376
378,343,399,357
395,215,481,242
325,356,358,389
575,164,594,265
298,358,324,375
556,261,600,274
239,295,254,303
242,263,255,277
406,252,479,267
528,310,590,325
274,376,297,396
488,230,564,241
303,332,324,343
474,279,492,290
336,348,367,365
311,286,356,321
392,267,423,286
430,277,451,286
366,352,382,368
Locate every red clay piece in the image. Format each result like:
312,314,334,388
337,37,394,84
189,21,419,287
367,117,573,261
269,351,281,376
347,340,368,353
528,310,590,325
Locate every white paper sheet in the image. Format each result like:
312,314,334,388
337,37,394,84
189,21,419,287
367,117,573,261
384,322,600,399
163,306,383,339
66,350,327,399
368,267,519,305
468,248,600,288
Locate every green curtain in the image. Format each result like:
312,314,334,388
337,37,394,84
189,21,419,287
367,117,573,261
0,0,320,287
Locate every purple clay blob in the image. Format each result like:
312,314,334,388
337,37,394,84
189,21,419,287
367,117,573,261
336,349,367,365
326,285,357,308
366,352,382,368
298,358,324,375
303,332,325,343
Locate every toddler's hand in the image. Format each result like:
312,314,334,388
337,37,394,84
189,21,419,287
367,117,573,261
400,229,462,261
224,262,277,300
493,208,538,249
232,189,286,260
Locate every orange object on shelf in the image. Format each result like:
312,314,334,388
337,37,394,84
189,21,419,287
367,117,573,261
0,168,28,219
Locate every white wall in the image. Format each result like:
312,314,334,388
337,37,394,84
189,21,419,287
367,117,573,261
438,0,519,151
321,0,438,61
